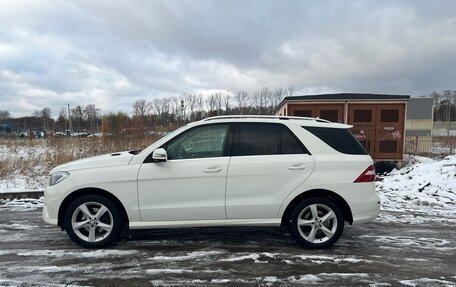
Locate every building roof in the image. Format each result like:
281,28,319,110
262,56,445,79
276,93,410,111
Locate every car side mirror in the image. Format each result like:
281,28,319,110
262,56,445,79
152,148,167,162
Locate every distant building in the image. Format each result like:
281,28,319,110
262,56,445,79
405,97,434,153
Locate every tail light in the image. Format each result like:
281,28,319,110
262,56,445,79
354,165,376,183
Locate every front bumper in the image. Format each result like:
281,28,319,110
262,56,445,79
42,177,76,226
42,205,58,225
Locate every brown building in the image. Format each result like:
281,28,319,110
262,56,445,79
275,93,410,163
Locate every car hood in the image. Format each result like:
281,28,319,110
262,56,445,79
50,151,135,173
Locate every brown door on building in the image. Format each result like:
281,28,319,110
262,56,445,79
316,105,344,123
290,104,344,122
348,104,405,160
375,104,405,160
348,105,376,156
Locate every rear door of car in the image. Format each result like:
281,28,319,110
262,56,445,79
225,122,315,219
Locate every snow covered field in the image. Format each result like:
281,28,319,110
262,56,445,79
0,144,50,192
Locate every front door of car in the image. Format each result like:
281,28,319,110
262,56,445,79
226,123,315,219
137,123,233,221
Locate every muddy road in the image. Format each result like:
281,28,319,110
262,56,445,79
0,203,455,286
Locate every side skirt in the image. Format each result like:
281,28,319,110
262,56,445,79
129,218,281,229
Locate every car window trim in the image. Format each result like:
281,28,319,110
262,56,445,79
231,122,311,157
143,123,234,163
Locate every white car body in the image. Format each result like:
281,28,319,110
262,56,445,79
43,116,380,248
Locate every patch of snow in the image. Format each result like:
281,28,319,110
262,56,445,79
376,155,456,222
17,249,138,258
219,253,261,263
287,274,321,282
403,258,428,262
262,276,278,282
145,268,192,274
219,252,278,263
282,259,295,264
0,223,38,230
318,273,370,278
360,235,450,249
0,250,16,256
148,250,223,261
0,197,44,211
399,278,456,286
210,279,231,283
293,254,372,264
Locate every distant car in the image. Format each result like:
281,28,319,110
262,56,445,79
43,115,380,248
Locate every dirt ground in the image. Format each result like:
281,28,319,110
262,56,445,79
0,207,455,287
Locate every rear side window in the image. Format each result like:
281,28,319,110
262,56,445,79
235,123,308,156
304,127,368,155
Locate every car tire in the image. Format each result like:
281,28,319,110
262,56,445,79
64,195,123,248
289,197,344,249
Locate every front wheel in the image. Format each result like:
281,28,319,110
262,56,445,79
64,195,123,248
289,197,344,249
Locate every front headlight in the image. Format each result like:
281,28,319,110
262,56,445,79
49,171,70,186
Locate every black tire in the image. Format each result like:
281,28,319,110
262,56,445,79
288,197,344,249
64,195,123,248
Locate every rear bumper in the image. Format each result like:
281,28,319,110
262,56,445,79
352,209,380,224
336,182,380,224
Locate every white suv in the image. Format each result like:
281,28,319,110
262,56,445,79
43,116,380,249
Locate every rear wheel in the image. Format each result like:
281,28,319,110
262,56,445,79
289,197,344,249
64,195,123,248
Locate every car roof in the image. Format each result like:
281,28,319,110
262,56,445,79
194,115,352,129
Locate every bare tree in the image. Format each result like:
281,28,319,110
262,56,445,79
222,93,231,114
214,93,223,115
234,91,249,114
286,85,295,97
34,107,52,130
132,99,149,118
195,94,205,120
71,106,84,132
0,110,10,123
271,87,285,113
254,86,271,114
206,94,217,116
56,107,67,131
160,98,172,125
185,93,197,121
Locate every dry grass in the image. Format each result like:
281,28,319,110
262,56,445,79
0,135,160,189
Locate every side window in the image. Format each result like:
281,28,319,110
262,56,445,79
236,123,308,156
166,124,230,160
238,123,281,156
304,126,368,155
281,127,307,154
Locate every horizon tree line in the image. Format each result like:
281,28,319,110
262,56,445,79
1,88,455,136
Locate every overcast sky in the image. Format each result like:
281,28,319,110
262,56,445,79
1,0,455,117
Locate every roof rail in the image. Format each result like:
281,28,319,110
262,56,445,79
202,115,331,123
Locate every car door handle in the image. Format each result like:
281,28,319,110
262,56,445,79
288,164,306,171
204,167,222,173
